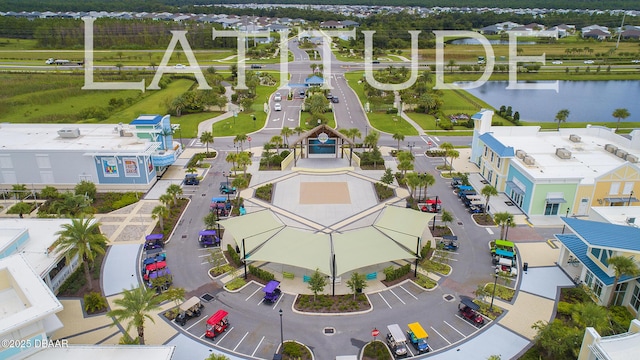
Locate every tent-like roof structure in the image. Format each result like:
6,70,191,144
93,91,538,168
219,206,434,276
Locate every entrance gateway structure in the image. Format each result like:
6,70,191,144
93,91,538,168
290,124,355,166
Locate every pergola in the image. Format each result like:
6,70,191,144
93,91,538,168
289,124,355,166
218,206,435,290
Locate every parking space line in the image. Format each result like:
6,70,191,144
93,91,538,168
389,289,406,304
198,253,210,258
378,293,392,309
246,287,261,301
455,315,485,330
406,346,415,357
233,332,249,352
486,228,494,235
429,326,451,345
252,336,265,357
257,298,265,305
398,285,418,300
185,315,208,331
272,295,283,309
443,321,466,337
215,327,233,344
200,261,209,265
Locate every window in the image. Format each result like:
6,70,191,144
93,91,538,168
497,157,501,169
631,285,640,312
545,203,559,215
484,146,488,156
584,271,594,287
609,182,621,195
613,282,628,307
35,154,51,169
623,182,634,195
590,248,602,259
593,278,604,298
490,151,494,162
488,170,493,182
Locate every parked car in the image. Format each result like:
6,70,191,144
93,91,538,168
439,235,459,251
386,324,408,358
205,310,229,339
326,93,333,100
274,103,282,111
198,229,220,248
458,296,485,327
274,92,282,102
184,173,200,185
331,96,339,103
175,296,203,326
144,234,164,250
406,322,430,353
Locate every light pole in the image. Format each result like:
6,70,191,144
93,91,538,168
223,171,230,202
489,273,498,312
505,218,511,240
628,191,634,206
279,309,284,356
407,141,415,155
561,208,569,234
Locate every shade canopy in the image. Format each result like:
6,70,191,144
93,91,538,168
218,210,285,254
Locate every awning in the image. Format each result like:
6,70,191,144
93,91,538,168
605,197,638,203
506,181,524,195
546,198,567,204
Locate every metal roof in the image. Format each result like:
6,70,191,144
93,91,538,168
563,217,640,252
478,132,515,157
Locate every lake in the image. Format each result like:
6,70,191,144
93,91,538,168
463,80,640,123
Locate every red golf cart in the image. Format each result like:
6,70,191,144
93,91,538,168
205,310,229,339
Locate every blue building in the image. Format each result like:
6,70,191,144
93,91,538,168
0,114,182,191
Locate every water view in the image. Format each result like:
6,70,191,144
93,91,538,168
464,80,640,123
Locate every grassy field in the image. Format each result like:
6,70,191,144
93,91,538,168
344,71,418,135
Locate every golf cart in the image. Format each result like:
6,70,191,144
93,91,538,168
198,229,220,248
184,173,200,185
205,310,229,339
458,296,485,327
219,182,236,195
175,296,203,326
262,280,282,303
439,235,459,251
144,234,164,250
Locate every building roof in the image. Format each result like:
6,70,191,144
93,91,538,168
593,327,640,360
0,123,157,153
24,345,175,360
0,219,75,276
129,114,163,125
563,217,640,252
0,255,63,337
485,126,640,184
479,133,515,157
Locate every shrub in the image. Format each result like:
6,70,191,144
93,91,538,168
249,265,275,282
111,192,139,210
75,180,97,200
255,183,273,202
383,264,411,282
84,291,108,313
210,264,234,277
374,182,394,201
562,286,591,304
420,242,432,259
226,244,242,267
557,301,573,316
609,305,634,334
280,150,291,158
225,277,246,290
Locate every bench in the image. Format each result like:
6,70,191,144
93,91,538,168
282,272,294,280
303,275,311,283
366,272,377,280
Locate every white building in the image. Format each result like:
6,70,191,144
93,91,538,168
578,319,640,360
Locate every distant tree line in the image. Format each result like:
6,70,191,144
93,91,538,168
2,0,640,12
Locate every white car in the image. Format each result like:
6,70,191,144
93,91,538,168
274,103,282,111
632,60,640,64
274,92,282,102
583,60,595,64
551,60,563,65
174,64,186,69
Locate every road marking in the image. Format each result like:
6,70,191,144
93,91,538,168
399,285,418,300
444,321,466,337
272,117,280,122
434,136,440,142
486,228,494,235
252,336,265,357
406,346,415,357
198,253,210,258
388,289,406,304
246,287,261,301
233,332,249,351
378,293,392,309
455,315,484,330
430,326,451,345
186,315,208,331
215,327,233,344
272,295,283,310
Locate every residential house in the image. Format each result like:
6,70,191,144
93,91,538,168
320,20,344,29
622,29,640,40
583,29,613,40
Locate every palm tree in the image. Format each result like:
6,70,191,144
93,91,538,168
396,151,414,176
405,172,420,199
554,109,570,131
418,173,435,201
159,193,173,212
493,212,515,239
200,131,214,155
392,133,405,150
481,185,498,220
447,149,460,176
206,353,231,360
270,135,283,150
281,127,294,148
52,217,108,291
447,59,457,73
612,108,630,132
165,184,182,206
106,286,165,345
226,152,238,175
151,205,169,231
164,287,186,308
607,256,640,307
571,302,611,334
440,142,454,170
236,151,252,177
234,134,248,151
348,128,362,144
262,143,275,169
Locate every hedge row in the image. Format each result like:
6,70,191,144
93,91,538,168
226,244,243,267
249,265,275,282
383,264,411,282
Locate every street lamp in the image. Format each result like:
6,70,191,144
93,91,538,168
223,171,230,201
407,142,415,155
628,191,634,206
505,218,511,240
489,273,498,312
561,208,569,234
279,309,284,355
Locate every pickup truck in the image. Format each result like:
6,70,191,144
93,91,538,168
45,58,70,65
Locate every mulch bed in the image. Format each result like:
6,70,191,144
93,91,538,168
472,214,495,226
381,272,416,287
